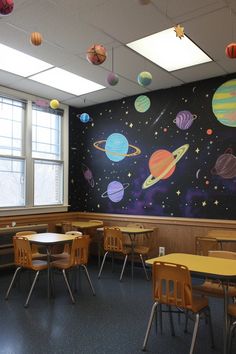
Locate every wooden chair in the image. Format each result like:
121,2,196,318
228,303,236,353
51,231,83,260
51,235,95,303
98,227,149,281
5,236,48,307
15,231,47,259
193,250,236,298
98,227,132,281
142,261,214,354
195,236,219,256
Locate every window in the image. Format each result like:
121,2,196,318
0,91,68,214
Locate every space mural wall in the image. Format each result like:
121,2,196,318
69,73,236,220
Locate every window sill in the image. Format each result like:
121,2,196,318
0,205,69,216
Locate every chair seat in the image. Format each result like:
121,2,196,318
32,252,47,259
193,280,236,298
133,245,149,255
31,259,48,270
51,259,70,269
51,252,70,260
190,295,209,313
228,303,236,317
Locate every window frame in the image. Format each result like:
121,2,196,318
0,86,69,216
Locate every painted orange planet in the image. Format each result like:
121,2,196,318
142,144,189,189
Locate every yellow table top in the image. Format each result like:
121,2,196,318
146,253,236,278
72,221,103,229
25,232,78,244
97,226,154,234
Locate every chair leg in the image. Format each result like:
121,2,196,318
206,306,215,349
139,254,149,280
62,269,75,304
142,302,159,351
228,320,236,354
189,313,200,354
120,254,128,281
81,265,96,295
5,267,22,300
158,304,163,334
168,305,175,337
24,270,40,308
98,251,108,278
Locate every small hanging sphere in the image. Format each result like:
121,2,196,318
0,0,14,15
137,71,152,86
225,43,236,59
107,72,119,86
86,44,107,65
30,32,43,46
50,99,60,109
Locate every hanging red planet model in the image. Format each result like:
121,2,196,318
0,0,14,15
225,43,236,58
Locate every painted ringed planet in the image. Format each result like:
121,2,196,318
94,140,141,157
142,144,189,189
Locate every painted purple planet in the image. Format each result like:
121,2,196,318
81,163,94,187
211,149,236,179
101,181,129,202
173,110,197,130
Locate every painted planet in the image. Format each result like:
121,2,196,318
81,163,94,187
134,95,151,113
212,79,236,127
93,133,141,162
211,149,236,179
79,112,92,123
137,71,152,87
101,181,129,202
107,72,119,86
50,99,59,109
173,110,197,130
142,144,189,189
0,0,14,15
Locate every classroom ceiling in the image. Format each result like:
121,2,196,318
0,0,236,108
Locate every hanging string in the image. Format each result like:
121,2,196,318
111,47,114,73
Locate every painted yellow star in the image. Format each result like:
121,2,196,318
174,24,184,39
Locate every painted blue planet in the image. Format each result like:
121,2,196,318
93,133,141,162
77,112,92,123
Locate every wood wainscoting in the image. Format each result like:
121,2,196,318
0,212,235,259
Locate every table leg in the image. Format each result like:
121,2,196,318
129,233,135,279
46,247,51,299
223,283,228,354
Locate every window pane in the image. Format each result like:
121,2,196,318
0,157,25,207
34,160,63,206
32,108,61,160
0,97,25,156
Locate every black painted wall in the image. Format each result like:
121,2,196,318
69,73,236,220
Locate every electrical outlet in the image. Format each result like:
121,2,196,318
159,246,165,256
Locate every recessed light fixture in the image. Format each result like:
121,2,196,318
127,28,212,71
29,67,105,96
0,43,53,77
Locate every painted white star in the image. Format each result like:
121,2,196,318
214,200,219,205
202,201,207,206
128,172,132,178
195,148,200,153
176,190,181,195
129,123,133,128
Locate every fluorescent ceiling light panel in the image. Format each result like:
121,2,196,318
29,67,105,96
127,28,212,71
0,43,53,77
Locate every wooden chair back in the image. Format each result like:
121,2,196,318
208,250,236,259
103,227,125,253
70,235,90,267
15,231,38,253
195,236,219,256
126,222,149,247
13,236,33,268
62,221,74,233
152,261,192,309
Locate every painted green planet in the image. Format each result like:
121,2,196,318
212,79,236,127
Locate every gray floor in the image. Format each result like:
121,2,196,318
0,259,234,354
